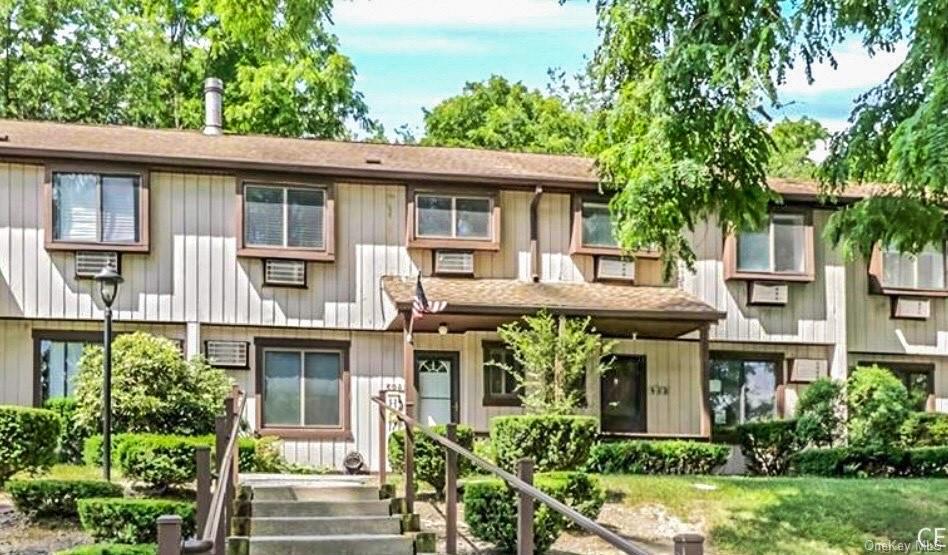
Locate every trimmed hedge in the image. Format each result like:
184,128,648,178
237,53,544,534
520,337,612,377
490,415,598,472
0,405,62,484
83,434,284,490
389,425,475,494
78,498,195,544
45,397,89,464
463,472,604,553
900,412,948,447
736,420,799,476
585,440,729,474
792,446,948,477
6,479,124,519
55,545,156,555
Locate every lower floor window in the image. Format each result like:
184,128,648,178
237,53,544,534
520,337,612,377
858,361,934,411
482,342,522,406
262,348,344,428
39,339,96,401
709,354,780,427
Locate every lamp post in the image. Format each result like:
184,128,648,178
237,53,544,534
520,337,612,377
94,266,123,481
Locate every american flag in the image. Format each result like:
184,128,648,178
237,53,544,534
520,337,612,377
409,274,446,341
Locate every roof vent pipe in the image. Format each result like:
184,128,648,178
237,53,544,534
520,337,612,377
203,77,223,136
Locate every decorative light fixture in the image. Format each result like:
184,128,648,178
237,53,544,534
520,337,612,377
94,266,123,481
438,323,449,335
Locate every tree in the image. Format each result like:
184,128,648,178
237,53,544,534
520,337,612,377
846,365,911,449
588,0,946,270
422,75,590,154
768,117,829,180
0,0,377,138
794,378,843,448
493,310,614,414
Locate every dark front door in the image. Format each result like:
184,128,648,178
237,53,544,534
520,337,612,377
415,351,460,425
600,355,647,433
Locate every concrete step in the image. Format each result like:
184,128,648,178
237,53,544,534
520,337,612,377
238,515,403,536
227,534,414,555
244,499,391,518
251,485,381,502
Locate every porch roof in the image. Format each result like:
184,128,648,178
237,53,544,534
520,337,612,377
381,276,724,338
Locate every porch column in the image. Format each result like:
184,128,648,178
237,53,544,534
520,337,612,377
699,324,712,438
401,309,416,511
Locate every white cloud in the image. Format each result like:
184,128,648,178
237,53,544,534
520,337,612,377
342,33,494,54
781,41,907,95
333,0,596,29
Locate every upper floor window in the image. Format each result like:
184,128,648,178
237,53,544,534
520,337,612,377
245,184,325,249
581,201,616,247
50,172,145,249
726,211,814,282
416,194,492,240
881,243,945,291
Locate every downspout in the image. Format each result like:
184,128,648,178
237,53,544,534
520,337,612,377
530,185,543,282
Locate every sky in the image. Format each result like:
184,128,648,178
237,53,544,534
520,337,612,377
331,0,907,148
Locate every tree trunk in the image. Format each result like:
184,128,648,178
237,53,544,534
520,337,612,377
553,315,566,406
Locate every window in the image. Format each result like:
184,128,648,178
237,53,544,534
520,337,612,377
244,184,326,250
581,201,616,248
51,172,142,246
709,353,781,428
881,243,946,291
737,213,806,274
483,343,521,406
858,362,934,411
38,339,96,401
415,194,492,240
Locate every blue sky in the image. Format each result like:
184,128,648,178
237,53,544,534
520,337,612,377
331,0,907,147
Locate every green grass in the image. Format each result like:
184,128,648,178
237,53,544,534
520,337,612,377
6,464,123,485
600,474,948,555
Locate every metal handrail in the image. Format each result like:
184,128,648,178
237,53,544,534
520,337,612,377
371,395,651,555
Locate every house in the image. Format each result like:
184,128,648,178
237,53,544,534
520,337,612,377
0,86,945,469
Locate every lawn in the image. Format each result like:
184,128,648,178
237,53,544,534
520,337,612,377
601,474,948,555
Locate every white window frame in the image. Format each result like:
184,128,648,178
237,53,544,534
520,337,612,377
881,243,947,291
261,347,344,429
737,213,807,274
414,193,493,241
244,183,326,250
52,171,141,244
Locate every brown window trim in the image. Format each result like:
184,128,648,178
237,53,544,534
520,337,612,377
235,176,336,262
406,185,501,251
32,330,103,407
867,243,948,298
253,337,352,440
44,163,151,253
568,194,661,258
709,350,786,418
722,209,815,283
482,341,522,407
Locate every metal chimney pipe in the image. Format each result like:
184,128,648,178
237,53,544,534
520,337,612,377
203,77,223,136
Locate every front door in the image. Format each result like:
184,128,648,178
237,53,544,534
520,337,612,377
600,355,647,433
415,351,460,425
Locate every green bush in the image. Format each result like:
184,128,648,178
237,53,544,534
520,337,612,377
55,544,156,555
463,472,604,553
585,440,729,474
791,446,948,477
899,412,948,447
389,425,475,494
45,397,90,465
78,498,195,544
794,378,843,448
6,479,123,519
736,420,799,476
490,415,598,472
74,332,230,436
847,366,911,449
0,405,62,484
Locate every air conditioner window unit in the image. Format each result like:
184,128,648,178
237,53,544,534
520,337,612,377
434,250,474,275
892,296,931,320
204,340,249,368
75,251,120,278
789,358,829,383
596,256,635,281
264,259,306,286
748,281,788,305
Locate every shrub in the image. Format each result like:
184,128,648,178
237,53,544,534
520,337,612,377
45,397,90,464
736,420,798,476
6,479,123,519
791,446,948,477
74,332,230,436
463,472,604,553
490,415,598,472
78,498,195,544
899,412,948,447
55,545,156,555
847,365,911,449
473,438,496,463
585,440,729,474
0,405,62,484
389,425,475,494
794,378,843,447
